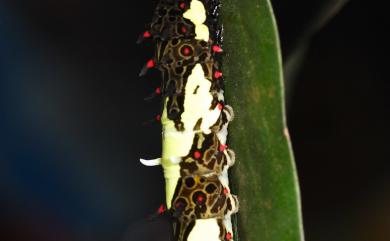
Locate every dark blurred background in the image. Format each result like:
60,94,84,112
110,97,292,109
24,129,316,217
0,0,388,241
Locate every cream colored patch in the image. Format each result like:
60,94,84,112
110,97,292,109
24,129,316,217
188,219,220,241
161,63,221,206
183,0,209,41
194,24,209,41
223,216,234,241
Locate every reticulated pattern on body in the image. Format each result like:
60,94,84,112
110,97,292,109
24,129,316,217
138,1,238,240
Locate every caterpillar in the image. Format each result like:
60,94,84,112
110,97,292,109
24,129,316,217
138,0,239,240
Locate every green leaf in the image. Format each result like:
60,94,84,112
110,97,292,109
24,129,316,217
221,1,304,241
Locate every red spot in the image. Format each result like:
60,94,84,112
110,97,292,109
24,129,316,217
219,144,227,152
181,26,187,33
155,87,161,94
155,114,161,121
223,187,229,195
183,47,191,55
226,232,232,240
157,204,165,214
194,151,201,159
147,59,155,68
179,2,186,9
197,195,204,203
143,31,151,38
212,45,223,53
217,103,223,110
214,71,222,78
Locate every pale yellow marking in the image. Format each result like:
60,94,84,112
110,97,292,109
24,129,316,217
160,3,236,238
183,0,209,41
188,219,221,241
161,64,221,207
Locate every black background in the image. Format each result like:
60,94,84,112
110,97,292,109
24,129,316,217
0,0,389,241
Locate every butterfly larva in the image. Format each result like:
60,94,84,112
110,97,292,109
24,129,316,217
139,1,239,240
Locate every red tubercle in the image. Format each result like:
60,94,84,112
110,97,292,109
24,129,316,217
155,87,161,94
225,232,232,240
194,151,201,159
155,114,161,121
196,195,204,203
219,144,227,152
183,47,191,55
146,59,155,68
214,71,222,79
157,204,166,214
181,26,187,33
179,2,186,9
217,103,223,110
143,31,151,38
212,45,223,53
223,187,229,195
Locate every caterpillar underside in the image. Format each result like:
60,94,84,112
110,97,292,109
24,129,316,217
139,1,239,240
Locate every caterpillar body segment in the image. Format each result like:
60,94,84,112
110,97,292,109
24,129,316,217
139,1,238,240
